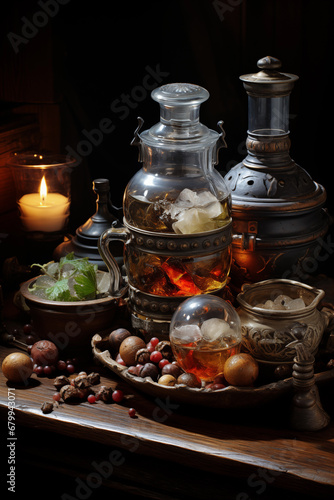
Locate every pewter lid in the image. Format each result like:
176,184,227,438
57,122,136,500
240,56,299,97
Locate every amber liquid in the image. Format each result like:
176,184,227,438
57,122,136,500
126,246,231,296
124,192,231,233
171,339,241,382
124,191,231,296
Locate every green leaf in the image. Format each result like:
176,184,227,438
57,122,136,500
45,279,76,302
30,253,99,302
73,267,97,300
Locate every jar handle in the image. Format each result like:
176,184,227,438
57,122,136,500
213,120,228,165
130,116,144,162
98,227,129,298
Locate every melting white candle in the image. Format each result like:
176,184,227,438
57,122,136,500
18,176,70,232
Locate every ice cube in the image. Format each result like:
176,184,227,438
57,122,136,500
176,188,200,206
285,298,306,310
256,299,285,310
273,294,293,307
96,272,111,295
171,324,202,344
200,317,234,342
193,190,218,207
172,208,217,234
45,262,60,279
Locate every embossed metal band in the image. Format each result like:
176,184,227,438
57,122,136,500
125,220,232,256
128,285,185,321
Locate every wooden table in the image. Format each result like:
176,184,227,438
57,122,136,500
1,332,334,500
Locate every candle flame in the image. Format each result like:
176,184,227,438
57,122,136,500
40,176,47,204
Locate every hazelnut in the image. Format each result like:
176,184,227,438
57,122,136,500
108,328,132,353
161,363,183,379
139,362,159,381
177,372,202,388
158,374,176,386
119,336,146,366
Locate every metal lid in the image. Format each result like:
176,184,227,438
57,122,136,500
240,56,299,97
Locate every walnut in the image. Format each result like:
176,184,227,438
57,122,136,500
155,341,173,361
53,375,70,391
87,372,100,385
41,402,54,414
73,374,91,390
95,385,114,402
59,384,89,402
135,348,150,364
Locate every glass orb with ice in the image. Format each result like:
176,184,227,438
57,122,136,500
169,295,242,382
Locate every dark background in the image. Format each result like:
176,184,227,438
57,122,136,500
1,0,333,230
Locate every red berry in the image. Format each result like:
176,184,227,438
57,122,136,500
87,394,96,404
146,342,154,353
23,323,33,335
150,337,159,348
66,363,75,374
57,360,67,371
112,390,124,403
33,365,44,376
26,335,35,345
43,365,55,376
53,392,61,401
150,350,163,364
128,408,136,418
159,358,170,369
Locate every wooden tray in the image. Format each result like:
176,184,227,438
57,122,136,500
92,333,297,408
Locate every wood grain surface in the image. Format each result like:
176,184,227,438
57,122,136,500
1,340,334,500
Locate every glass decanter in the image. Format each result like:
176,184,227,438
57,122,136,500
99,82,233,338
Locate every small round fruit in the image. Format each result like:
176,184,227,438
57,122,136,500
30,340,59,367
108,328,131,353
2,352,34,384
150,350,163,364
158,374,176,386
177,372,201,388
87,394,96,404
224,353,259,387
112,389,124,403
53,392,61,401
119,336,146,366
23,323,33,335
149,337,159,348
128,407,136,418
66,364,75,374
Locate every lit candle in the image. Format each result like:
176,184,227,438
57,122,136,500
18,176,70,232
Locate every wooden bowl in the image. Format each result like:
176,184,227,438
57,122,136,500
20,275,117,356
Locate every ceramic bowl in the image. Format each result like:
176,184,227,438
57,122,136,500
20,273,117,356
236,279,329,363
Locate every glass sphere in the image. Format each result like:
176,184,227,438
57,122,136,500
169,295,242,382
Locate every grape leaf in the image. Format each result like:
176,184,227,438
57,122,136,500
73,268,97,300
31,253,99,302
45,278,75,302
